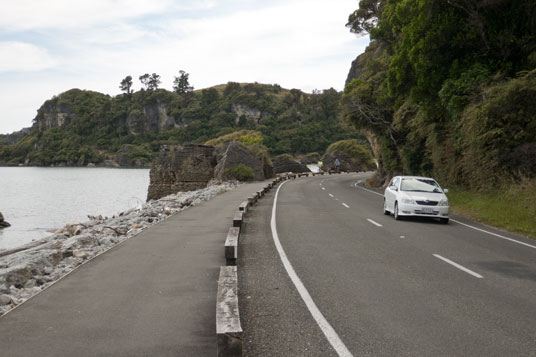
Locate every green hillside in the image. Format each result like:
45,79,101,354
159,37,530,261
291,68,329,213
0,82,362,166
343,0,536,189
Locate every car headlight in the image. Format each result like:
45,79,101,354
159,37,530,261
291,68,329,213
438,199,449,206
401,198,416,204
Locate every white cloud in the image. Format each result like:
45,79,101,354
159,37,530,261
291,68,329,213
0,0,369,133
0,0,172,31
0,42,58,72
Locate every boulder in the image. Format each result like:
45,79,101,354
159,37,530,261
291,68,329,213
0,294,13,306
147,144,217,201
214,142,273,181
272,154,310,174
0,212,10,228
322,152,361,173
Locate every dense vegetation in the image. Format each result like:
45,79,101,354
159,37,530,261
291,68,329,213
0,83,362,166
343,0,536,189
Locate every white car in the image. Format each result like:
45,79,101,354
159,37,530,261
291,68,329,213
383,176,450,224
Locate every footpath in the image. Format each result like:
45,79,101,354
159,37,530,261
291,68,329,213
0,181,270,357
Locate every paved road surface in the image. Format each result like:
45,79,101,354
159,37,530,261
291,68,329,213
0,182,268,357
239,173,536,356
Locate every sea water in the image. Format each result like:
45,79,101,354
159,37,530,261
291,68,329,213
0,167,150,250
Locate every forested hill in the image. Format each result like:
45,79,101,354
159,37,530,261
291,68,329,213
342,0,536,189
0,83,360,166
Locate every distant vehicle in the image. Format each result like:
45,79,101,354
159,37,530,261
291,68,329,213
383,176,450,224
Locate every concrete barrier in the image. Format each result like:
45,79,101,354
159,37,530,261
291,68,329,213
224,227,240,266
238,201,249,213
248,195,257,205
216,266,242,356
233,211,243,228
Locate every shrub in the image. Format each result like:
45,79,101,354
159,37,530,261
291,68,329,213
224,164,254,181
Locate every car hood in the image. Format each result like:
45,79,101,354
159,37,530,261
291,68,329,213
401,191,447,201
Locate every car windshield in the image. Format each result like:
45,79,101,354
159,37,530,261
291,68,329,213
400,178,442,193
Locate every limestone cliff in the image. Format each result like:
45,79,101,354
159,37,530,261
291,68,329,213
147,144,216,201
147,142,274,201
272,154,310,174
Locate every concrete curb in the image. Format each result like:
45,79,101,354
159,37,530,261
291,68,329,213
225,227,240,266
216,175,299,356
216,266,242,357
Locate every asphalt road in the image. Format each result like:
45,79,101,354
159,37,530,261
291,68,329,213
0,181,269,357
239,172,536,356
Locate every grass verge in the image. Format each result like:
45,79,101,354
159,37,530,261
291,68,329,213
448,178,536,239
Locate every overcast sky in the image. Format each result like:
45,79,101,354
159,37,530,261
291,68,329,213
0,0,369,134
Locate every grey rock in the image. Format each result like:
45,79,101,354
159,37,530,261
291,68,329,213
272,154,310,174
0,294,13,306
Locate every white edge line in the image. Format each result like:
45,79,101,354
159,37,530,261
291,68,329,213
342,203,350,208
272,181,353,357
354,182,383,196
354,182,536,250
450,219,536,249
433,254,483,279
366,219,382,227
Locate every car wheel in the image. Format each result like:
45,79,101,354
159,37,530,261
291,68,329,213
394,202,401,220
440,218,449,224
383,199,390,215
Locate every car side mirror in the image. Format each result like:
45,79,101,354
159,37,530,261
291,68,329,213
443,188,449,193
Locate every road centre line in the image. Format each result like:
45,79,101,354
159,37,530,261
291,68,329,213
433,254,483,279
367,219,382,227
271,181,353,357
342,203,350,208
354,181,535,250
329,194,334,198
322,187,326,191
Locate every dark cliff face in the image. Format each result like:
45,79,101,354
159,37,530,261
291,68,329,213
147,144,217,201
146,142,275,201
272,154,310,174
345,40,386,85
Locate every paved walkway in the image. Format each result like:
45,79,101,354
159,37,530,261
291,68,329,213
0,182,267,357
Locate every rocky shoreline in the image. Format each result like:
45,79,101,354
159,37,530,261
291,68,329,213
0,181,238,317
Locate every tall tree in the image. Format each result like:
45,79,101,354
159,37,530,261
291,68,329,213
119,75,133,94
139,74,150,90
148,73,161,90
173,70,194,94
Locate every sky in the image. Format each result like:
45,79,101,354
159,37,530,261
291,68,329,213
0,0,369,134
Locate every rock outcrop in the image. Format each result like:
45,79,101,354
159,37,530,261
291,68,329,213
126,101,177,135
231,104,269,125
0,212,11,228
147,144,216,201
147,142,274,201
272,154,310,174
214,142,273,181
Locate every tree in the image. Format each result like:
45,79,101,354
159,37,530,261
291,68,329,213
173,70,193,94
148,73,161,90
346,0,384,36
139,74,150,90
119,76,133,94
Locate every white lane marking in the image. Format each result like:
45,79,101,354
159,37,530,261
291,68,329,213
367,219,382,227
353,182,383,196
355,182,535,250
329,194,334,198
400,235,406,239
342,203,350,208
433,254,483,279
322,187,326,191
272,182,353,357
450,219,536,249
